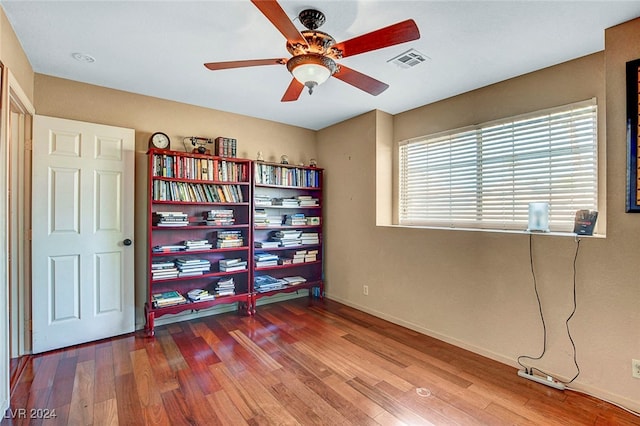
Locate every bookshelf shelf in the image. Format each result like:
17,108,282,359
146,148,253,335
253,280,323,298
254,225,320,230
152,201,250,206
255,184,321,190
152,224,250,231
254,260,322,272
252,161,324,310
253,244,320,252
152,246,250,257
151,269,249,283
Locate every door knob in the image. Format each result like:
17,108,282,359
123,238,132,246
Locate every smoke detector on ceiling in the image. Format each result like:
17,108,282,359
388,49,429,69
72,52,96,63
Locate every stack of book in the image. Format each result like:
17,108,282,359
278,257,292,265
216,230,244,248
304,249,318,262
292,250,307,264
184,239,213,251
300,232,319,245
284,213,306,226
254,275,287,293
152,290,187,308
271,230,302,247
215,277,235,296
254,209,268,226
186,288,215,302
152,244,187,253
282,276,307,286
297,195,319,206
267,214,283,225
272,197,299,207
214,136,237,158
175,258,211,277
254,240,280,248
254,253,279,268
151,260,178,280
219,258,248,272
280,249,317,264
254,195,272,206
204,209,235,226
153,212,189,226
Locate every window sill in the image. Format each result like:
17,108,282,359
381,224,606,239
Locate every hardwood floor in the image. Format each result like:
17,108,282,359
3,298,639,425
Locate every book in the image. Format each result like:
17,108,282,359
152,245,187,253
219,258,244,267
187,288,215,302
219,264,247,272
254,253,279,261
282,276,307,285
219,258,248,272
151,261,176,269
573,210,598,235
152,290,187,307
254,275,287,292
255,241,281,248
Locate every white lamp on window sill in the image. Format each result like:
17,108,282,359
527,202,550,232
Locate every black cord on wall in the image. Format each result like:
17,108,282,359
517,234,581,384
517,233,547,372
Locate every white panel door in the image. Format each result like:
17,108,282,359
32,115,135,353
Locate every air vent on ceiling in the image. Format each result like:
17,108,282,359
387,49,429,69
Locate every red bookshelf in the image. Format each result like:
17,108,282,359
252,161,324,312
145,149,252,335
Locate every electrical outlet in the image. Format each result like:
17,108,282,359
363,285,369,295
632,359,640,379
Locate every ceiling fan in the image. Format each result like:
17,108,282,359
204,0,420,102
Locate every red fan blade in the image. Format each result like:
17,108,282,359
204,58,286,71
333,65,389,96
251,0,308,47
281,78,304,102
334,19,420,58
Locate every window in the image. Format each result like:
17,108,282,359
398,99,597,232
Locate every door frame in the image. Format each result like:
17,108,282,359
1,69,34,412
7,72,34,358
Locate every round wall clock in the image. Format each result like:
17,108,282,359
149,132,170,149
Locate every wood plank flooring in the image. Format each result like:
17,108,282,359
3,298,640,425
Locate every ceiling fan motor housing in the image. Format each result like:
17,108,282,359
286,30,342,59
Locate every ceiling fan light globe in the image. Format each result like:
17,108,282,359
292,63,331,87
287,54,337,95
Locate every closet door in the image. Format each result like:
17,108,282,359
32,115,135,353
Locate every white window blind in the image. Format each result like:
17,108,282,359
399,99,597,232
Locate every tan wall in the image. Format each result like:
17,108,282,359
0,8,34,100
34,74,317,327
318,46,640,411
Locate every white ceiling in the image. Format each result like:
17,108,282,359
2,1,640,131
